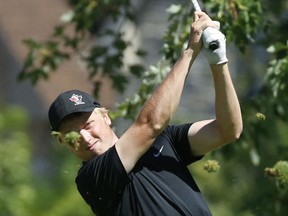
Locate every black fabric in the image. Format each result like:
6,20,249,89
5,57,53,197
76,123,212,216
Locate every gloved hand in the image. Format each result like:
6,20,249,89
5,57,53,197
202,26,228,65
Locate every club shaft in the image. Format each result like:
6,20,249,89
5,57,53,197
191,0,202,11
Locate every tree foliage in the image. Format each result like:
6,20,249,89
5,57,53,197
0,105,93,215
15,0,288,215
18,0,145,97
0,106,35,216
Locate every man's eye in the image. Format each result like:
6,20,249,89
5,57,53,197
84,121,93,129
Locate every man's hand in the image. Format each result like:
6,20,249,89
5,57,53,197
186,12,221,56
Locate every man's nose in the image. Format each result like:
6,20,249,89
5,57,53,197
79,129,91,143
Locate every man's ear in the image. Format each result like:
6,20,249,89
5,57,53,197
103,111,112,126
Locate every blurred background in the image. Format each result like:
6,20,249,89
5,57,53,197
0,0,287,215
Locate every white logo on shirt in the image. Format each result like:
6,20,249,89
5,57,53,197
154,145,164,157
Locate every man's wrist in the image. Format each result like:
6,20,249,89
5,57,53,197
183,48,198,62
210,62,228,72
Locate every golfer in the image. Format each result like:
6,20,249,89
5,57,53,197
48,11,242,216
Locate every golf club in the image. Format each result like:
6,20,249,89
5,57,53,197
190,0,219,51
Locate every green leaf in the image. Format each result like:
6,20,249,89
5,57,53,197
129,64,145,77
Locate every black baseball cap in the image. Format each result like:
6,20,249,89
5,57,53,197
48,90,101,131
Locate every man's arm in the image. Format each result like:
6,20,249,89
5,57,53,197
115,12,216,173
188,57,243,156
116,49,195,173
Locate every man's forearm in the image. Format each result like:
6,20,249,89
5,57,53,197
211,63,243,142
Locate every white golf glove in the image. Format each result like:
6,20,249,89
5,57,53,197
202,27,228,65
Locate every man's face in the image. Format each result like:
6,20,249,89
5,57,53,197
58,109,116,161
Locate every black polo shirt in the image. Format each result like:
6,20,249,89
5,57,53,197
76,124,212,216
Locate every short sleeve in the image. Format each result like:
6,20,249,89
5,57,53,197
165,123,204,165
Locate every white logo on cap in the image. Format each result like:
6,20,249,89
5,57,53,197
69,94,85,105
